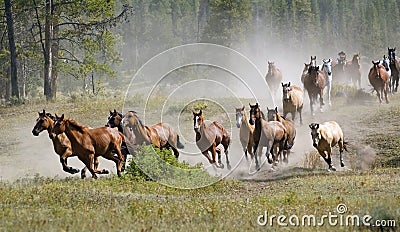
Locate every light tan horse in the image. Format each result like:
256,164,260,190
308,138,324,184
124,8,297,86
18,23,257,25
193,110,231,169
265,61,283,95
309,121,348,171
249,103,287,170
32,109,81,175
122,111,184,158
51,114,124,179
266,107,296,164
368,60,389,104
281,82,304,125
235,106,254,161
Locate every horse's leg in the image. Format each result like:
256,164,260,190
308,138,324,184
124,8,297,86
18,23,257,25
253,141,260,171
86,153,98,179
384,84,389,104
327,80,332,106
212,146,223,168
298,107,303,125
60,151,79,174
338,140,345,168
203,151,213,164
395,73,399,92
308,94,314,116
376,88,382,103
319,90,324,112
222,141,231,170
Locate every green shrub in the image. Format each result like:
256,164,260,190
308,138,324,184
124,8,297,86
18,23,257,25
125,145,218,189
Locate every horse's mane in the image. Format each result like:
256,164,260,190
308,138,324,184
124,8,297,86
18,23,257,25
66,118,89,133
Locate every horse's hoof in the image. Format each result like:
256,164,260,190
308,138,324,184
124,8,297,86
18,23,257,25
72,168,80,174
81,169,86,179
227,164,232,170
330,166,337,171
267,159,273,164
328,102,332,106
340,163,345,167
102,169,109,174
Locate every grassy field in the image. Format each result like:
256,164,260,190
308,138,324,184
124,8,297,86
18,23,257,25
0,90,399,231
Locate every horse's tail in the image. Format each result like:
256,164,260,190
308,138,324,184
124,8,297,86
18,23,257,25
343,141,349,152
177,135,185,149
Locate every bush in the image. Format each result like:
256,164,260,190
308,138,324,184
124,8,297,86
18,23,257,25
125,145,218,189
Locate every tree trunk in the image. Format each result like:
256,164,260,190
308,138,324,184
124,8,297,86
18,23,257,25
44,0,54,101
197,0,209,41
4,0,19,99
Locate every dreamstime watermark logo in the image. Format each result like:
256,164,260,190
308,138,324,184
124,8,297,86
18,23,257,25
122,43,275,189
257,203,397,228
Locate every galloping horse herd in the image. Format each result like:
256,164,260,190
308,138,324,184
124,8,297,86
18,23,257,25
31,48,400,179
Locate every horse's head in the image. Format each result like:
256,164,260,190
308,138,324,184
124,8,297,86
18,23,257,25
249,103,261,125
235,106,245,128
282,82,292,101
51,114,67,138
192,110,204,132
302,63,311,74
122,111,140,130
32,109,54,136
266,107,278,121
352,53,360,63
322,59,332,76
388,47,396,63
107,109,123,128
309,123,321,148
382,56,390,72
308,65,321,85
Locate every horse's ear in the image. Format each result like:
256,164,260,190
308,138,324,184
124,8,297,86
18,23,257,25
328,58,331,62
288,82,291,87
281,82,284,87
275,107,278,112
60,114,64,121
114,109,117,114
199,109,202,115
241,106,245,111
110,110,113,115
256,103,259,107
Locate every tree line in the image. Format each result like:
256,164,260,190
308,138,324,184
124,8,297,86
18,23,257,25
0,0,398,102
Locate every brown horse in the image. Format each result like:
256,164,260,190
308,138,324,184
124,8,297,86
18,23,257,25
309,121,348,171
51,114,124,179
346,53,362,88
106,109,136,157
388,47,400,92
32,109,81,175
265,61,283,95
281,82,303,125
368,60,389,104
266,107,296,164
301,63,311,84
303,65,326,115
122,111,184,158
192,110,231,169
332,56,347,84
249,103,287,170
235,106,254,162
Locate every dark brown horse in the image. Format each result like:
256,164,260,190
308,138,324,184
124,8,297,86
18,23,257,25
388,47,400,92
266,107,296,164
265,61,282,95
32,110,81,175
346,53,362,88
332,57,347,84
51,114,124,179
122,111,184,158
106,109,136,158
192,110,231,169
303,65,326,115
249,103,287,170
368,60,389,104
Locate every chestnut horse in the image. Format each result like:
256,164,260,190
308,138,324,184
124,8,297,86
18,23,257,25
388,47,400,92
281,82,303,125
192,110,231,169
52,114,124,179
265,61,282,95
346,53,362,88
122,111,184,158
368,60,389,104
303,65,326,115
235,106,254,162
249,103,287,170
32,110,81,175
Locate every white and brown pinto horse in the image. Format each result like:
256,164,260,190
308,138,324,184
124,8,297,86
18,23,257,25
309,121,348,171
